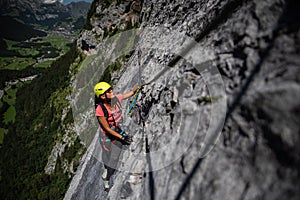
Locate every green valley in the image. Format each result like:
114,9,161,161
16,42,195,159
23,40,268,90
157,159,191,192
0,1,91,198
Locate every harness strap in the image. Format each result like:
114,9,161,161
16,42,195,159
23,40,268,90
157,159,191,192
98,99,120,129
98,125,126,142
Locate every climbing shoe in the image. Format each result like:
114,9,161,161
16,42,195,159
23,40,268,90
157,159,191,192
104,180,110,191
102,168,107,180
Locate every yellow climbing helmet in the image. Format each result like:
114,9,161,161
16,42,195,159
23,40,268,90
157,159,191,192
94,82,111,97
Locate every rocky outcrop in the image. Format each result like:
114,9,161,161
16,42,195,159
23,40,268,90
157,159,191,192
77,0,143,52
66,0,300,199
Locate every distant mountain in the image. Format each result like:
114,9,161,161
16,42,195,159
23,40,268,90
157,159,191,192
0,0,69,26
43,0,63,4
0,16,47,41
0,0,91,41
64,0,93,4
43,0,93,5
67,1,91,18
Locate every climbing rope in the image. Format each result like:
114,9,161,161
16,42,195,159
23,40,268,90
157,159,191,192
128,86,141,117
123,49,144,126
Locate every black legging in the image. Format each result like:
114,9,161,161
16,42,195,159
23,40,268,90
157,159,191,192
102,140,123,180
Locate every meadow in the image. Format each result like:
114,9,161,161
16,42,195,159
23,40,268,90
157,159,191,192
0,36,72,70
0,35,73,145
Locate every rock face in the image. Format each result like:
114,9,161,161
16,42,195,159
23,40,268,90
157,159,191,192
77,0,143,52
66,0,300,199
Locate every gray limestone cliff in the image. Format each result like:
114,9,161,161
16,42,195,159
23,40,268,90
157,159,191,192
66,0,300,199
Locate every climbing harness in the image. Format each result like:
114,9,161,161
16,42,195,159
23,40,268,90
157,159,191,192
97,99,127,145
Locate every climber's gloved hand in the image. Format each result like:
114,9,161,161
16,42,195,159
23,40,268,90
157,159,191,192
121,135,133,145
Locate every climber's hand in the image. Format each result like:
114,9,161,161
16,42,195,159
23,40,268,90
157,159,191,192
133,85,140,94
121,135,133,145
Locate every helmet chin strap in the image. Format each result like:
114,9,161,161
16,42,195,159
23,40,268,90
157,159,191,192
104,94,118,106
111,96,119,106
104,93,111,104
